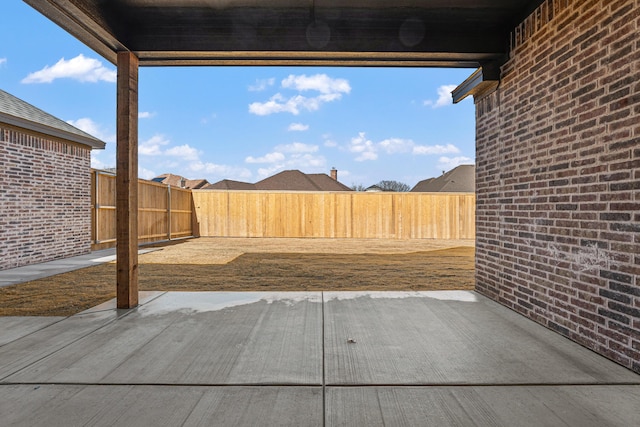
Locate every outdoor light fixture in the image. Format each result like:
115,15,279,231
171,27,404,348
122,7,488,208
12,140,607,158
306,0,330,49
399,17,426,47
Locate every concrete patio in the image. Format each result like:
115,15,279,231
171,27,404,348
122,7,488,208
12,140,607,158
1,290,639,426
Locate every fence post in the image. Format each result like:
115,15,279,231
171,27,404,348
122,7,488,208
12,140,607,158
167,184,172,241
93,170,99,245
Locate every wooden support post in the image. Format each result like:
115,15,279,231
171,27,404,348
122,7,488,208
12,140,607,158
116,51,139,309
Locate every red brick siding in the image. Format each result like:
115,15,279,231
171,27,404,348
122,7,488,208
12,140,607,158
476,0,640,373
0,125,92,270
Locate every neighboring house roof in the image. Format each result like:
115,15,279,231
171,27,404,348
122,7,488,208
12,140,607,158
0,89,105,149
152,173,209,189
306,173,353,191
204,179,256,190
365,185,383,192
411,164,475,192
154,169,351,191
255,170,352,191
187,179,210,189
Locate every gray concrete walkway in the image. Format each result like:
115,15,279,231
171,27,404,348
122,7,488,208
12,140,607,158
1,291,639,426
0,248,156,287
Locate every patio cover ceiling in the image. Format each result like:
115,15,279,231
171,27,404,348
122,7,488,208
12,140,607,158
25,0,545,68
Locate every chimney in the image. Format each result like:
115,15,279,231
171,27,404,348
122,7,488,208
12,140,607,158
330,167,338,181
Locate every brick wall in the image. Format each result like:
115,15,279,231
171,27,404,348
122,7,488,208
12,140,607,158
0,125,92,270
476,0,640,373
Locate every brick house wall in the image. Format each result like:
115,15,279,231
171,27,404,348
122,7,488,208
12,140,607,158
0,125,92,270
476,0,640,373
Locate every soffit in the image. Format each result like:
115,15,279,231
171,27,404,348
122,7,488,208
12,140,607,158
24,0,545,67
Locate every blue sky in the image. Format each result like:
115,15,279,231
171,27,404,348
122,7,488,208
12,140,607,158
1,1,476,189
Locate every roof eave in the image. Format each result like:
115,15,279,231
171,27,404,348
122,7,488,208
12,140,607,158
452,67,500,104
0,112,106,149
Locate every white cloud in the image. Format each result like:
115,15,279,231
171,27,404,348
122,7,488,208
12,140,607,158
164,144,201,161
67,117,115,143
349,132,378,162
292,153,325,168
323,134,338,148
0,58,6,67
345,132,463,162
249,94,295,115
437,156,474,171
248,141,327,178
324,140,337,148
412,144,460,155
249,93,331,116
281,74,351,95
248,78,275,92
90,145,116,171
255,152,327,179
245,152,286,164
257,165,285,179
424,84,457,108
200,112,218,124
275,142,318,153
139,134,170,156
139,111,156,119
187,162,205,172
116,134,250,182
91,154,107,170
378,138,414,154
67,118,99,135
139,168,157,180
22,54,116,84
189,162,252,180
139,135,201,161
249,74,351,116
288,123,309,132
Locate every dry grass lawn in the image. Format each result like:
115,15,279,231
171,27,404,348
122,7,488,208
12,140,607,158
0,237,475,316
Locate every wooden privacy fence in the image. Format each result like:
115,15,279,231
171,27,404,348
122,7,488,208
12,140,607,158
91,170,193,250
92,175,475,247
192,191,475,239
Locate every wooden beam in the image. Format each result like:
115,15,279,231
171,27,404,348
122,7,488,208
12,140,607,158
116,51,139,309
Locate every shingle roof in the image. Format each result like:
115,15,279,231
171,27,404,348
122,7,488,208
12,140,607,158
187,179,210,189
154,170,352,191
204,179,256,190
152,174,209,189
306,173,353,191
0,89,105,149
255,170,352,191
411,165,475,192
